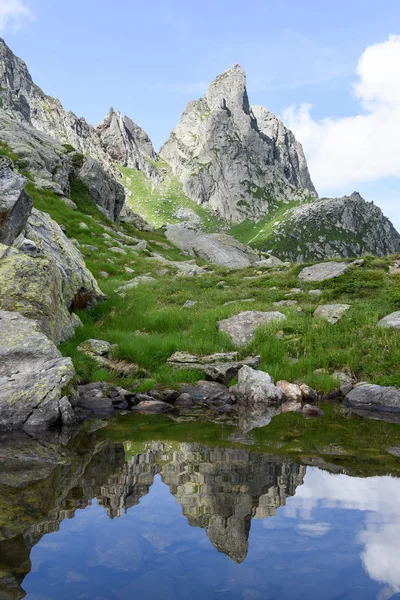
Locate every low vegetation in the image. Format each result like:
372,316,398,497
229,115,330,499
120,162,225,231
25,178,400,397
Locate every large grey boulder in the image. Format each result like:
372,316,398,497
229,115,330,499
160,64,316,223
0,310,75,431
0,155,32,245
298,261,353,282
217,311,286,345
236,366,284,431
313,304,351,325
343,384,400,423
165,224,261,268
377,311,400,330
268,193,400,262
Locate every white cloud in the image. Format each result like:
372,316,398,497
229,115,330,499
282,35,400,194
285,468,400,597
0,0,33,32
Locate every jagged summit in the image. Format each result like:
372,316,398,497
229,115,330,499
0,38,156,179
160,64,317,223
96,107,158,177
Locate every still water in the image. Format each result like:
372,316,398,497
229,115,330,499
1,428,400,600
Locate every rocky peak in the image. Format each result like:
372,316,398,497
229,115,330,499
96,107,158,178
160,64,317,223
205,64,250,116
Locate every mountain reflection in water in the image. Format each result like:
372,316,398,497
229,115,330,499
0,431,399,600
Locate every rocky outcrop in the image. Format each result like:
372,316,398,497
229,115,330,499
165,224,261,268
0,311,75,431
0,38,128,220
76,157,125,220
0,155,32,245
0,198,105,343
97,108,158,178
266,193,400,262
160,64,317,223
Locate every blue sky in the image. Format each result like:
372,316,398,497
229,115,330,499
2,0,400,229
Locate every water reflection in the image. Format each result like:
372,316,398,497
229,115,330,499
0,431,399,599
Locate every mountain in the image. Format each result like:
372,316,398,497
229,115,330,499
232,191,400,261
0,38,399,261
160,64,317,223
0,38,156,222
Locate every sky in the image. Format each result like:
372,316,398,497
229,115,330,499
1,0,400,230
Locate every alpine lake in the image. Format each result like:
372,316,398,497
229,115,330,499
2,406,400,600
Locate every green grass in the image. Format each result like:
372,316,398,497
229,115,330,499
230,199,309,249
17,175,400,396
120,163,225,231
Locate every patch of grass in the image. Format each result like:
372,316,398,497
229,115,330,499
120,164,225,231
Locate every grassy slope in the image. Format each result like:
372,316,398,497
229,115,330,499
120,162,225,231
230,200,304,249
27,177,400,395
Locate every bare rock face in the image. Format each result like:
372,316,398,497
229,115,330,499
160,64,317,223
267,192,400,262
97,108,158,178
0,38,127,221
0,310,75,431
0,207,105,344
0,155,32,245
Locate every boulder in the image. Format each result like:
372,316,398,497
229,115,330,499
217,311,286,345
0,310,75,431
236,366,284,431
277,381,302,402
180,381,233,407
165,225,261,269
313,304,351,325
133,400,173,414
298,261,353,282
167,351,261,383
343,384,400,423
0,156,32,245
300,384,319,403
174,393,194,408
377,311,400,330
